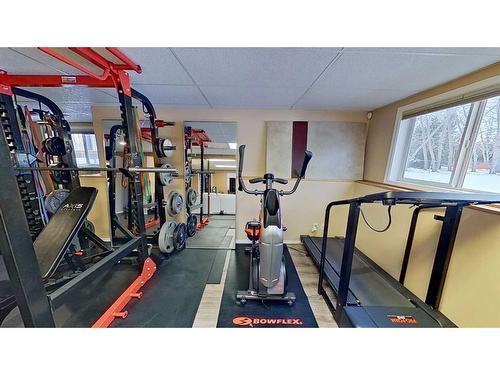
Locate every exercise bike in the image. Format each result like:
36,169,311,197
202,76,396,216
236,144,312,305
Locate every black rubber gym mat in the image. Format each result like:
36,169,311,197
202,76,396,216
207,250,228,284
186,227,232,248
111,248,222,327
3,248,225,328
2,262,139,327
216,246,318,328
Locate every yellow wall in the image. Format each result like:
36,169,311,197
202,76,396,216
361,62,500,327
211,170,234,193
79,176,110,240
365,62,500,183
90,107,367,242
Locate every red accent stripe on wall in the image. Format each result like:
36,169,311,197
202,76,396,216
292,121,308,177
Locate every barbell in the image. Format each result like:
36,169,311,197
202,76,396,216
15,165,179,176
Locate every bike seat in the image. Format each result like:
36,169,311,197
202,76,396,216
246,220,261,229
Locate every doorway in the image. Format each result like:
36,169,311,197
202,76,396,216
185,121,237,249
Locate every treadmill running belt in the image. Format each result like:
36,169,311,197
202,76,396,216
302,235,456,327
306,236,413,308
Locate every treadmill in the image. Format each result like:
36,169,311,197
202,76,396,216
301,191,500,328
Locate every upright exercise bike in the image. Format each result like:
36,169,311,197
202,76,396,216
236,145,312,305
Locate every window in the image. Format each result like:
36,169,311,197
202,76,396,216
71,133,100,168
389,92,500,193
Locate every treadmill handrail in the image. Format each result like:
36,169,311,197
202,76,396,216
317,191,489,325
358,191,500,205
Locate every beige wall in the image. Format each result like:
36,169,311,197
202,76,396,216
79,176,110,240
353,182,500,327
361,62,500,327
365,62,500,183
211,170,234,193
89,107,367,242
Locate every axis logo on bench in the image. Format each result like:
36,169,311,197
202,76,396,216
232,316,303,327
62,203,84,210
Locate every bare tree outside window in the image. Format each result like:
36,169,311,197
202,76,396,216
402,103,471,185
394,93,500,193
463,97,500,192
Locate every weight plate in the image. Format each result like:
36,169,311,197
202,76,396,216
78,220,96,250
173,223,187,251
45,189,70,214
187,214,197,237
154,138,163,158
159,163,174,186
84,220,95,233
50,162,71,185
167,191,183,216
184,166,191,184
155,138,174,158
186,187,197,207
158,220,177,254
44,136,66,156
161,138,174,158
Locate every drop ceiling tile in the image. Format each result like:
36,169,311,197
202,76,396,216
19,86,118,104
294,84,418,111
8,48,85,74
186,122,237,143
121,48,193,85
201,85,305,108
315,51,500,92
132,84,208,106
219,124,237,142
58,103,95,122
173,48,341,87
15,97,112,122
345,47,500,56
0,48,67,74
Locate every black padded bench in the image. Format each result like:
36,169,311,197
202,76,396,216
0,187,98,325
34,187,97,278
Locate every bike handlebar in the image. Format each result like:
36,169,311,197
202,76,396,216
249,177,265,184
238,144,312,196
274,177,288,184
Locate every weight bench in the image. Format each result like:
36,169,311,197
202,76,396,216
1,187,108,325
34,187,99,279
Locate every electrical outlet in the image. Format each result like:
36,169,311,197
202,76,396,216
311,223,318,232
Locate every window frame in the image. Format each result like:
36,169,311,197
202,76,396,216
71,131,100,168
385,74,500,193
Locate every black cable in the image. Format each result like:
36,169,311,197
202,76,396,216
260,299,271,310
360,205,392,233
